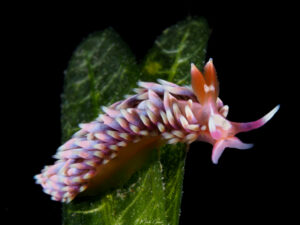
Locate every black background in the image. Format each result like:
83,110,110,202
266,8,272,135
8,3,296,225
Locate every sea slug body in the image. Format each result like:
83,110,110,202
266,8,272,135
35,59,279,202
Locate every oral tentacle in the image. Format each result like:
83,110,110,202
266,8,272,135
225,137,254,150
211,137,253,164
233,105,280,133
211,139,226,164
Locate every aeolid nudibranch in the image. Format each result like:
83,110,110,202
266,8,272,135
35,59,279,203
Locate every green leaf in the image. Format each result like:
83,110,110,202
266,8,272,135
141,18,210,225
62,150,168,225
142,17,210,85
61,18,210,225
61,28,167,225
61,28,140,142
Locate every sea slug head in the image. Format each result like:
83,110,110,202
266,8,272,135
191,59,280,164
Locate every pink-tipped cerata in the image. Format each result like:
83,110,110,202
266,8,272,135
34,59,279,202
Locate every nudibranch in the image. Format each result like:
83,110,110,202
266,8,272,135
35,59,279,203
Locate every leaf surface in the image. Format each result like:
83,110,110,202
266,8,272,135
142,18,210,224
61,18,210,225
